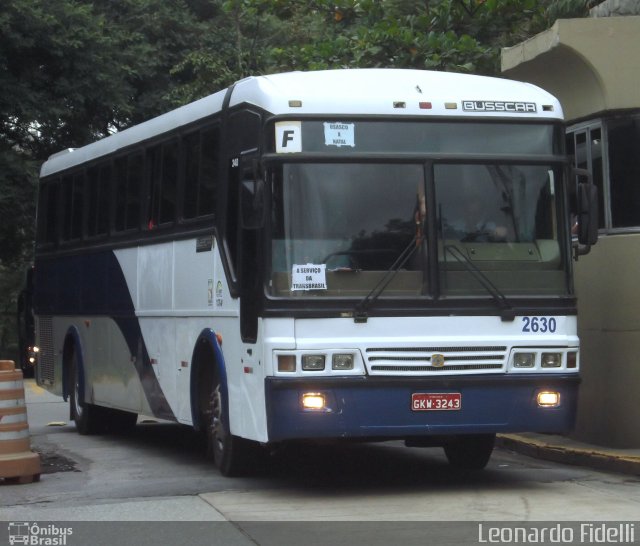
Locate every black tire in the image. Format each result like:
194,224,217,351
206,377,258,477
69,347,102,435
444,434,495,470
101,407,138,434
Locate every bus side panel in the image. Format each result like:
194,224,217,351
34,250,175,420
116,237,270,442
35,237,271,440
34,314,151,415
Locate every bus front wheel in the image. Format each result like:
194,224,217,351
207,380,257,477
443,434,495,470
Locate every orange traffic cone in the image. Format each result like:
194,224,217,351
0,360,41,484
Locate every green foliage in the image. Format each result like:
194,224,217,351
266,0,589,75
0,0,591,359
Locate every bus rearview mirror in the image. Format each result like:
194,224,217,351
577,182,598,246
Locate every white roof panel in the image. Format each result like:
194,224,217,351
41,69,562,177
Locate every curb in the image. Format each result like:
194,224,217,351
496,434,640,476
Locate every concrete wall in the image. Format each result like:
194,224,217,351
573,235,640,447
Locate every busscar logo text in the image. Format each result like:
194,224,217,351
462,100,537,113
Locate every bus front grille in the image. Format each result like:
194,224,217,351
365,346,507,375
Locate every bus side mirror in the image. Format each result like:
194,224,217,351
571,167,598,260
577,181,598,246
240,159,265,230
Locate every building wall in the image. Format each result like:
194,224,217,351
574,235,640,447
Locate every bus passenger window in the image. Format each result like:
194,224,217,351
160,141,178,224
71,173,85,240
61,175,73,241
146,145,161,229
88,164,111,237
200,127,219,216
115,157,127,231
126,154,143,230
183,132,200,220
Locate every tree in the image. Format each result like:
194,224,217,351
0,0,592,362
267,0,590,75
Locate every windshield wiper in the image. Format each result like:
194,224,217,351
444,245,515,322
353,235,419,323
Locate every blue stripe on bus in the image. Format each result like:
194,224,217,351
34,250,176,421
265,376,578,441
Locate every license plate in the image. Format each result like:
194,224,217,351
411,393,462,411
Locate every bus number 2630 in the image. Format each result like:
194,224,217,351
522,316,557,333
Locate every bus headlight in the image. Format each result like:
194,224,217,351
302,354,325,371
513,352,535,368
541,352,562,368
332,354,354,370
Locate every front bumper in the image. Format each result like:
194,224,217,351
265,374,579,442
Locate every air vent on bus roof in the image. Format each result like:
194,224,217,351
47,148,76,161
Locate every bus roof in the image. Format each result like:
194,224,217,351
41,69,563,177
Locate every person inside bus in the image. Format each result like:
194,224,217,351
441,181,513,243
408,183,429,271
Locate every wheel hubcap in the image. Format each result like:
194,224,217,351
211,384,225,455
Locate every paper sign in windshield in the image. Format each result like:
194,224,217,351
291,264,327,291
324,122,355,148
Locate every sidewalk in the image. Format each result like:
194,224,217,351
497,433,640,476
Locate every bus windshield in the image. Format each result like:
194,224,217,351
269,161,569,300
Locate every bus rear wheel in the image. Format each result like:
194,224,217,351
206,380,257,477
443,434,495,470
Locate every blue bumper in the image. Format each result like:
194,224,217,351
265,374,579,442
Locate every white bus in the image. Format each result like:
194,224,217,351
33,69,597,475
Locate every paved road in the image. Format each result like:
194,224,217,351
1,380,639,545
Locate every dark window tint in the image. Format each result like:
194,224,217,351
608,116,640,228
115,154,142,232
71,173,85,240
160,141,178,224
87,163,111,237
115,157,127,231
61,175,73,241
183,125,219,220
200,126,219,216
126,154,143,230
183,132,200,219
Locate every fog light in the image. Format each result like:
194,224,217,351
277,354,296,372
537,391,561,407
332,354,354,370
541,352,562,368
514,352,535,368
302,354,325,371
302,392,325,410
